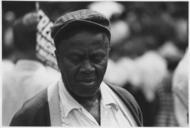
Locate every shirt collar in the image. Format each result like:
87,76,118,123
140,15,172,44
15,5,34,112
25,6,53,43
58,80,82,118
100,82,119,110
58,80,119,118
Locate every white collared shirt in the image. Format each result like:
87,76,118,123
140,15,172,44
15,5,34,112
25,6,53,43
57,80,136,127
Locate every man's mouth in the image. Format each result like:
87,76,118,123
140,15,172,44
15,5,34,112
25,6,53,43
77,77,96,85
79,78,95,82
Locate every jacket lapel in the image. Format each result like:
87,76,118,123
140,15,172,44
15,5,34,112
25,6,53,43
107,83,143,126
48,83,62,126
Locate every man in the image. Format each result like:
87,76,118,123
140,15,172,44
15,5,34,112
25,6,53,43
10,9,143,127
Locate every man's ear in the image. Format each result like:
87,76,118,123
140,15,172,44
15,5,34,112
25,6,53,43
108,47,111,53
107,46,111,55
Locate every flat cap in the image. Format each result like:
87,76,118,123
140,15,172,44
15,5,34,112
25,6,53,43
51,9,111,41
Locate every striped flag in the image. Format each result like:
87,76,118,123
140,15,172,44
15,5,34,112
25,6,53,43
36,10,58,70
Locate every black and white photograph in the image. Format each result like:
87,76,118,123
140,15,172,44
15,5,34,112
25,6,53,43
2,0,189,127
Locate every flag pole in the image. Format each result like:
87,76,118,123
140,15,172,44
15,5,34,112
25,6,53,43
35,2,40,12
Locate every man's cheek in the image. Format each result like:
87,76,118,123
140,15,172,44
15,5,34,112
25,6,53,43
95,63,107,76
98,60,108,69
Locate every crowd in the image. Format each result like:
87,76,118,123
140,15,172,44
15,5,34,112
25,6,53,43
2,1,188,126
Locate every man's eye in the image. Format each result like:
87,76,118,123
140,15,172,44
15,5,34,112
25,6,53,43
69,55,81,62
91,54,105,63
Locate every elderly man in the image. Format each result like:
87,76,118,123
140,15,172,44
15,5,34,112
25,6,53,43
10,9,143,127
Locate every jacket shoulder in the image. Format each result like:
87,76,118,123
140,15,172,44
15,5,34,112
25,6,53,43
10,89,50,126
106,82,143,126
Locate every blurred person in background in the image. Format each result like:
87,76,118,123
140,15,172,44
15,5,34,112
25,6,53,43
2,11,16,76
153,3,188,126
172,49,189,126
2,12,60,126
2,11,15,60
10,9,143,127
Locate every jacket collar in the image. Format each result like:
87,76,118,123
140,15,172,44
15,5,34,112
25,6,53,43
58,80,118,118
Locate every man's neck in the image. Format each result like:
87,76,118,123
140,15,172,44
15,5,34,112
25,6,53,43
73,90,101,125
63,81,101,124
72,90,101,108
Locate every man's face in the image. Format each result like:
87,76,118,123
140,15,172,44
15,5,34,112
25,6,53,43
56,30,109,98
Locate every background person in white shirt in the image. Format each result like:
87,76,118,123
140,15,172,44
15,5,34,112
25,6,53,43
172,49,189,126
3,12,60,126
10,9,143,127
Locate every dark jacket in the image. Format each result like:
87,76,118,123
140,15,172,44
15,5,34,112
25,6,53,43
10,84,143,126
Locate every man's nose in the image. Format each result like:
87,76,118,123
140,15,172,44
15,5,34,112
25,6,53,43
80,60,95,73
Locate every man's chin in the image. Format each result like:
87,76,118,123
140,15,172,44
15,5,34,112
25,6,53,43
75,82,100,97
76,89,101,99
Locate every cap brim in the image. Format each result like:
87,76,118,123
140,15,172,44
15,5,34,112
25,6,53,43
53,19,110,40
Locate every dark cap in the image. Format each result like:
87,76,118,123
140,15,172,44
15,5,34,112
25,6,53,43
51,9,111,42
